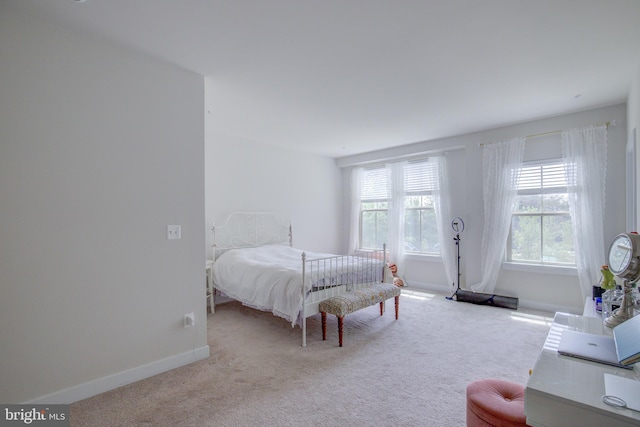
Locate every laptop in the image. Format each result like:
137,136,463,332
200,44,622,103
557,330,633,370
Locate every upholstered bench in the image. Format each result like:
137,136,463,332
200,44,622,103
319,282,401,347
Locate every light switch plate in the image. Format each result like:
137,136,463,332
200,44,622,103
167,225,181,240
184,312,195,328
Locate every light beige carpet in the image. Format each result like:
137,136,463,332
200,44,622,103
70,290,553,426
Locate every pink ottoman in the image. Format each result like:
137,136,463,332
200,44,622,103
466,379,529,427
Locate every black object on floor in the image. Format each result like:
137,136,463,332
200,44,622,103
453,289,519,310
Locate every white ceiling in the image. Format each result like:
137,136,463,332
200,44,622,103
6,0,640,157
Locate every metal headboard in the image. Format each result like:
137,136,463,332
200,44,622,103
211,212,292,259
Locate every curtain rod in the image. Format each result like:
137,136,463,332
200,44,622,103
336,144,465,168
477,120,614,148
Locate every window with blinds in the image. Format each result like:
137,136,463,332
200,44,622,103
358,159,440,254
359,167,390,249
404,160,439,253
508,161,575,265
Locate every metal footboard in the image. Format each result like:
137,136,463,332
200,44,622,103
300,244,387,347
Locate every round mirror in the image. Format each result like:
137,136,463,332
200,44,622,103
608,233,640,281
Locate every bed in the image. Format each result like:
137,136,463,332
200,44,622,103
209,212,389,346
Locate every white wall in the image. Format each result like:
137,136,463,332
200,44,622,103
204,78,343,255
0,8,207,403
629,54,640,229
339,104,628,314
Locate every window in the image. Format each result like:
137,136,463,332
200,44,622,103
359,167,390,250
403,161,439,253
507,161,575,265
358,159,440,254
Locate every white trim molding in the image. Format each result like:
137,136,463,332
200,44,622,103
25,345,210,404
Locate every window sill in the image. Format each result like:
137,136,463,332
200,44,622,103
502,262,577,276
404,253,441,262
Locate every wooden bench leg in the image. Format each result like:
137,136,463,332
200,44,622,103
395,295,399,320
338,316,344,347
321,312,327,341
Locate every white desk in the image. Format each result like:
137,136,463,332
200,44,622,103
525,312,640,427
583,297,600,318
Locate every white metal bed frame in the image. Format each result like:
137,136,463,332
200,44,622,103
210,212,387,346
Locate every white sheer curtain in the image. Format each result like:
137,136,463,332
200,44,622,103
348,168,361,254
432,156,457,289
387,162,406,270
471,137,525,293
562,125,608,301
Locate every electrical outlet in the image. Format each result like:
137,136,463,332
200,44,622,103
184,312,195,328
167,225,181,240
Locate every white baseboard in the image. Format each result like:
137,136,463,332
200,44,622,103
406,280,580,315
405,281,454,296
26,345,210,404
517,298,580,315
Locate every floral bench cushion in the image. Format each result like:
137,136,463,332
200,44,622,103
319,282,401,318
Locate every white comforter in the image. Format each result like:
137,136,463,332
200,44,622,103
212,245,380,326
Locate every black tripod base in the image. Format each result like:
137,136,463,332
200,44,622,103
453,289,518,310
